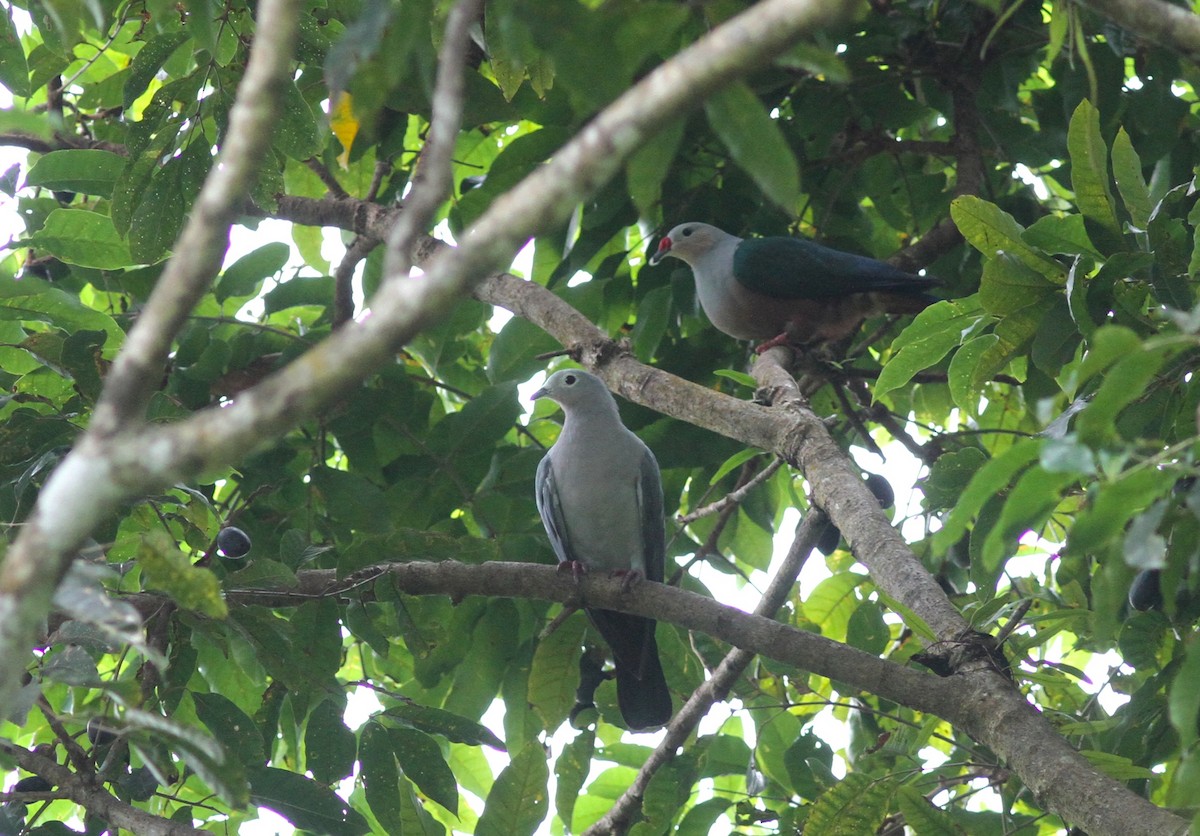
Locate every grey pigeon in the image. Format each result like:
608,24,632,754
649,222,939,350
532,369,672,730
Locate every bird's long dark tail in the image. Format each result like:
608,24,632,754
589,609,673,731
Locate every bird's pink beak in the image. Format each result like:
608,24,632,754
649,236,672,265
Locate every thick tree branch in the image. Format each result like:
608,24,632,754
0,741,206,836
240,560,1184,836
1076,0,1200,65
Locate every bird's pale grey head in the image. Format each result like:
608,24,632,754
530,369,613,411
649,222,724,267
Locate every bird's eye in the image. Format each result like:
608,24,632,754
564,374,577,385
681,227,693,237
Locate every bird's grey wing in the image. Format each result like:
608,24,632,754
637,447,666,584
536,455,577,566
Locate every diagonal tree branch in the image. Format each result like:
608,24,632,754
1075,0,1200,65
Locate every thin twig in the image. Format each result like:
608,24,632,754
305,158,349,199
677,458,783,524
333,235,381,327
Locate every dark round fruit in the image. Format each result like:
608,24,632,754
12,776,52,793
216,526,252,558
87,716,117,747
865,473,895,509
1129,569,1164,612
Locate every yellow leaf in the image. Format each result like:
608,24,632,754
329,93,359,170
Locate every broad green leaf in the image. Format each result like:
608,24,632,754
389,725,460,817
805,772,893,836
306,699,358,785
705,81,800,213
476,744,549,836
1070,324,1141,394
946,334,997,415
846,601,889,656
216,242,290,303
627,117,685,219
0,5,30,98
25,150,125,198
1078,750,1156,781
631,284,672,361
1112,127,1152,229
802,573,865,643
980,467,1077,578
383,703,505,750
360,721,405,832
1076,346,1167,445
554,729,594,829
25,208,132,268
192,691,265,766
896,786,962,835
128,140,212,263
273,80,323,160
1022,214,1101,258
247,766,370,835
0,273,124,347
123,32,192,109
950,195,1064,280
528,615,585,730
123,707,249,807
1067,100,1121,247
874,301,974,400
487,314,561,384
1068,468,1175,556
932,439,1040,551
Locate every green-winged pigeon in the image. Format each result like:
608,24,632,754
649,222,939,350
533,369,672,731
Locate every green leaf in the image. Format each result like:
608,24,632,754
1022,214,1101,258
247,766,370,835
896,786,962,834
217,242,290,303
704,81,800,213
306,699,358,785
25,150,125,198
487,314,561,384
980,467,1077,579
128,141,211,263
932,439,1041,552
950,195,1064,280
1069,468,1174,556
527,615,585,730
25,208,132,268
554,729,594,830
627,117,685,219
803,573,865,643
389,725,459,817
0,273,125,347
476,744,549,836
137,531,228,618
123,707,249,807
805,772,893,836
631,284,672,361
192,691,266,766
1067,99,1121,247
0,4,31,98
1078,750,1156,781
947,334,998,414
383,703,506,750
123,32,192,108
874,301,975,400
1112,127,1152,229
360,721,405,832
1076,346,1167,445
846,601,889,656
709,448,762,485
273,80,323,160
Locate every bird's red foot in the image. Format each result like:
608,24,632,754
754,332,792,354
558,560,588,581
611,568,644,593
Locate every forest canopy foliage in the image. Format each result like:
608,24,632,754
3,0,1200,833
